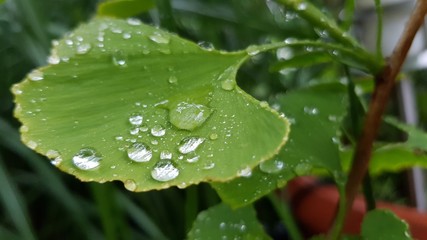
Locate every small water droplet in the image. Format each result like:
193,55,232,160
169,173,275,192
259,158,284,174
237,167,252,177
27,140,38,149
151,140,158,145
72,148,102,170
115,136,124,141
149,32,170,44
169,102,212,131
127,143,152,162
112,50,127,67
198,41,215,51
297,2,307,10
129,114,143,125
20,125,29,133
246,45,260,56
127,18,141,26
178,137,205,154
151,125,166,137
259,101,269,108
186,155,200,163
202,161,215,170
47,150,62,166
130,127,139,135
221,79,235,91
28,70,44,81
209,133,218,140
48,55,60,64
303,106,319,115
124,179,137,191
294,162,313,176
168,76,178,84
160,150,172,160
151,160,179,182
76,43,92,55
123,32,132,39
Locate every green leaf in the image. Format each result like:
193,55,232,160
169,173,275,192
340,144,427,175
361,210,412,240
97,0,155,18
187,203,271,240
12,18,289,191
385,117,427,151
213,84,347,207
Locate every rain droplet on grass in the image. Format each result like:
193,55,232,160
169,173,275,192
72,148,102,170
151,160,179,182
169,102,213,131
127,143,152,162
259,158,284,174
151,125,166,137
28,70,44,81
178,137,205,154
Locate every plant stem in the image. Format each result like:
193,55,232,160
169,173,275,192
328,185,347,240
342,0,355,31
343,0,427,235
268,192,303,240
374,0,384,60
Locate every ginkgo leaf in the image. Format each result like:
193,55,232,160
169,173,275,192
12,18,289,191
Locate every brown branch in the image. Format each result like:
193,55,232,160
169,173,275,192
344,0,427,227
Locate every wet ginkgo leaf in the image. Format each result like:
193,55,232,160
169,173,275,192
12,18,289,191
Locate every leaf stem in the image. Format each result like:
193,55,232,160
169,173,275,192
328,185,347,240
268,192,303,240
343,0,427,235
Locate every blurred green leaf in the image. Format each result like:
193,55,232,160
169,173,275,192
213,84,347,207
385,117,427,151
270,51,332,71
13,18,289,192
97,0,155,18
341,144,427,175
187,203,271,240
361,210,411,240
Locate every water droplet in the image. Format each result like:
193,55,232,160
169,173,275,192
127,18,141,26
303,106,319,115
151,140,158,145
198,41,215,51
160,150,172,160
124,179,137,191
28,70,44,81
72,148,102,170
246,45,260,56
46,150,62,166
294,162,313,176
186,155,200,163
130,127,139,135
76,43,92,54
123,32,132,39
149,32,170,44
259,158,284,174
127,143,152,162
221,79,235,91
20,125,29,133
277,47,294,60
297,2,307,10
259,101,269,108
237,167,252,177
209,133,218,140
178,137,205,154
27,140,38,149
168,76,178,84
151,125,166,137
112,50,127,67
115,136,124,141
151,160,179,182
48,55,60,64
129,114,143,125
169,102,212,131
202,161,215,170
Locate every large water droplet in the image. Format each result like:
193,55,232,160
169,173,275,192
129,114,143,125
221,79,235,91
127,143,152,162
169,102,213,131
76,43,92,55
198,41,215,51
151,160,179,182
178,137,205,154
151,125,166,137
246,45,260,56
259,158,284,174
124,179,137,191
127,18,141,26
112,50,127,67
149,32,170,44
72,148,102,170
28,70,44,81
168,76,178,84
